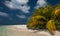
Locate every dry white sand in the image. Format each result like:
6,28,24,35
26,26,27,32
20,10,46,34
6,25,60,36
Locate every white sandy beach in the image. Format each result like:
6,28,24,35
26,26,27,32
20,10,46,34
0,25,60,36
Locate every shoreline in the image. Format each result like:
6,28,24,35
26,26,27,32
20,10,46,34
6,25,60,36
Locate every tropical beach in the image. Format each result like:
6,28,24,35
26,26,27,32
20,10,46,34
0,25,60,36
0,0,60,36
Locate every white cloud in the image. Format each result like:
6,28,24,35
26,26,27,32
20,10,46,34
5,1,14,9
5,0,30,13
35,0,47,9
20,5,30,13
15,0,28,4
0,12,8,17
16,15,26,18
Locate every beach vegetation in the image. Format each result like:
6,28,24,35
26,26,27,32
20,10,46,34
27,3,60,34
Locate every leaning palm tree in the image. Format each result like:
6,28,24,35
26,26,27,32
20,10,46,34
27,15,47,29
53,3,60,30
27,3,60,34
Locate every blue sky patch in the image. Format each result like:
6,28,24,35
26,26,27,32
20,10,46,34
0,0,60,25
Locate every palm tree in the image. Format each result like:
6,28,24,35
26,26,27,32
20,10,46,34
27,3,60,34
53,3,60,30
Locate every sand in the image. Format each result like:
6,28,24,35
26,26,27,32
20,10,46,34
0,25,60,36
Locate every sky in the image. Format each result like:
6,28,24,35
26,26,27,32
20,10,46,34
0,0,60,25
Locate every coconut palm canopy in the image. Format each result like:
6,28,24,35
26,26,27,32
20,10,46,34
27,3,60,33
